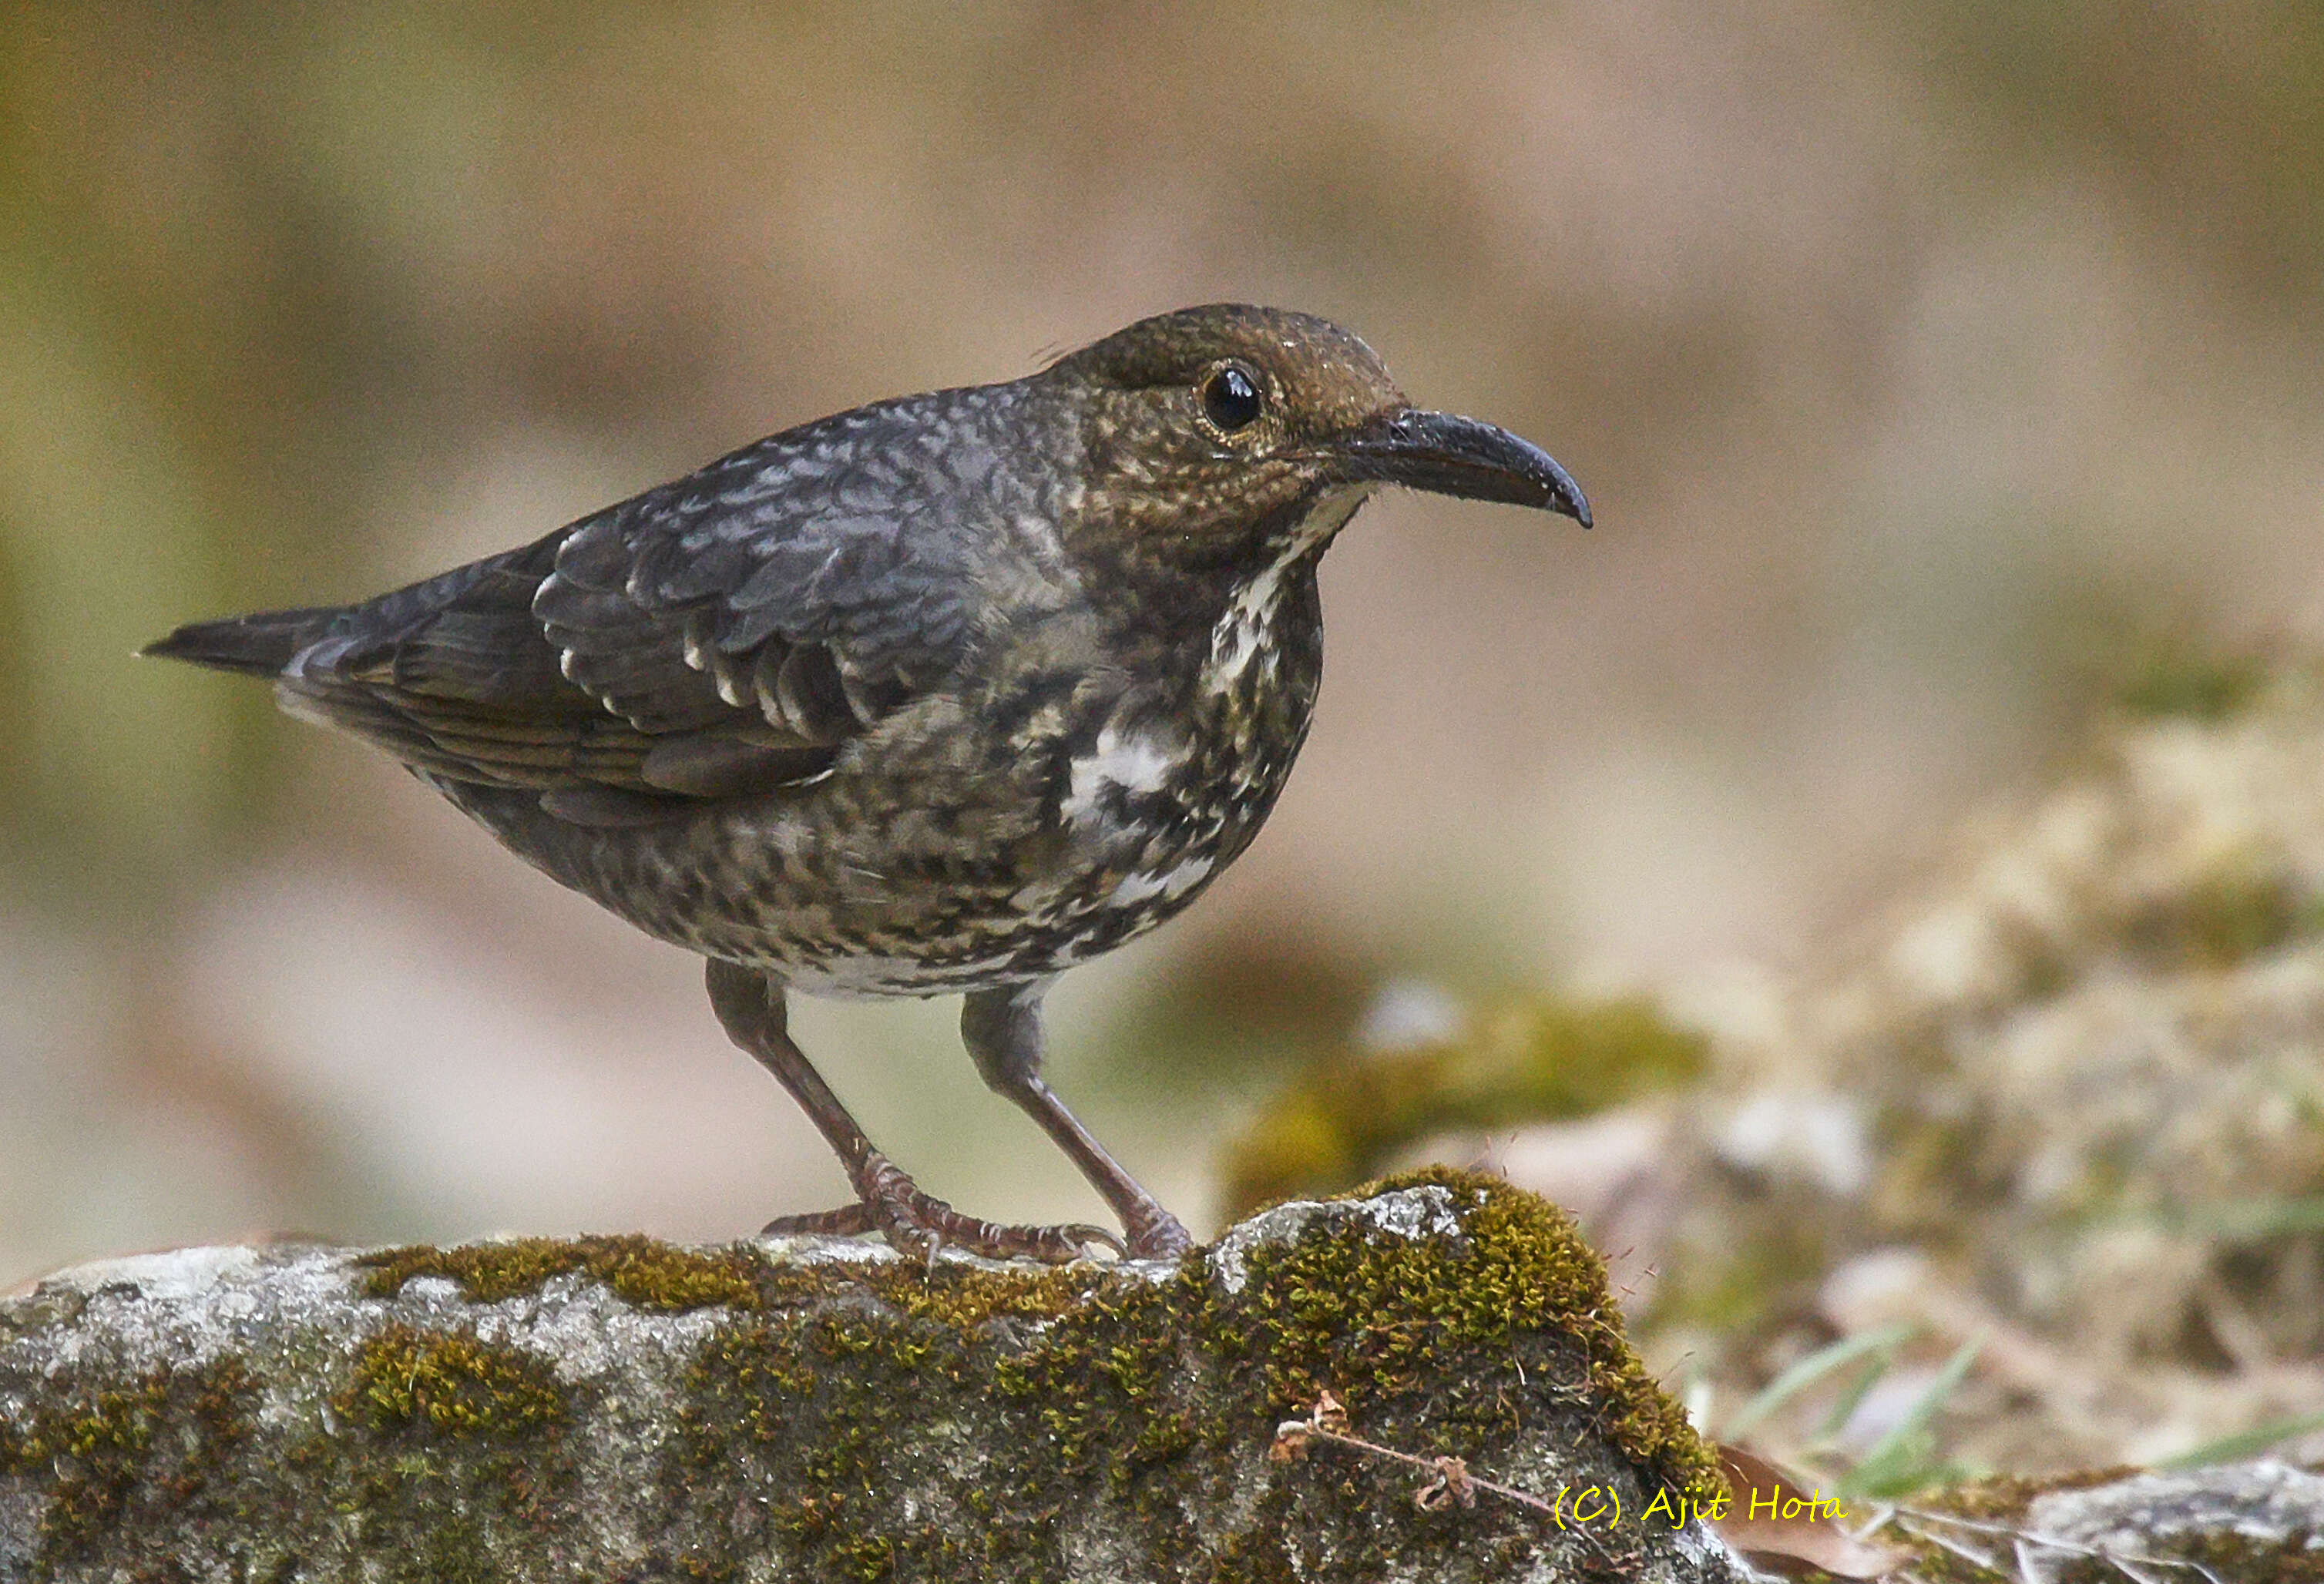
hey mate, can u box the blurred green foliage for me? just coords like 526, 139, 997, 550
1217, 992, 1708, 1220
2165, 854, 2318, 968
2115, 647, 2270, 723
1901, 2, 2324, 317
6, 0, 2322, 895
5, 0, 2324, 1281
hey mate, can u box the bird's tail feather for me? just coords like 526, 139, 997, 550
142, 606, 343, 677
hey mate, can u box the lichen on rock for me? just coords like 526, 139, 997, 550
0, 1173, 1732, 1582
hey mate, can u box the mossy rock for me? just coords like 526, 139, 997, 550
0, 1173, 1733, 1582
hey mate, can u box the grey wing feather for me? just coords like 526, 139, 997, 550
536, 395, 1006, 744
269, 388, 1023, 821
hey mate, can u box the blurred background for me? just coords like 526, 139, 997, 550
4, 0, 2322, 1378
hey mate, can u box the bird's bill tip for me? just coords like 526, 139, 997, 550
1332, 408, 1590, 526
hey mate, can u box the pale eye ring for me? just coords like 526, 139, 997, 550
1201, 362, 1264, 432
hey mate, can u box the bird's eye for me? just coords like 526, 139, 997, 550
1201, 364, 1264, 432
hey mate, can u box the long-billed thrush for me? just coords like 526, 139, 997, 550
146, 304, 1590, 1262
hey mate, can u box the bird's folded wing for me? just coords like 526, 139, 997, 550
277, 417, 982, 817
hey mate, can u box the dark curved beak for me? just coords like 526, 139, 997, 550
1331, 408, 1591, 527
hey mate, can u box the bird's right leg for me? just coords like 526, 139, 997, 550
703, 960, 1118, 1264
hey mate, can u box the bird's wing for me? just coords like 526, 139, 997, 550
280, 399, 1008, 821
537, 409, 992, 743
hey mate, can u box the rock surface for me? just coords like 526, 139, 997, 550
1893, 1459, 2324, 1584
0, 1173, 1731, 1582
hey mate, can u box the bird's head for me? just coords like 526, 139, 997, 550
1043, 304, 1590, 573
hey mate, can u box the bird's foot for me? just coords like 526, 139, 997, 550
1118, 1203, 1196, 1262
762, 1154, 1123, 1266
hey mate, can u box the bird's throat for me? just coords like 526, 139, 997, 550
1200, 483, 1372, 693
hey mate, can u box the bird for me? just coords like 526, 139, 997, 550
146, 304, 1590, 1264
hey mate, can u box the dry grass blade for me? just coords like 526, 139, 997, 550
1714, 1443, 1903, 1579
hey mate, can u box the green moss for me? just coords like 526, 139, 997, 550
849, 1259, 1106, 1332
274, 1324, 583, 1582
2108, 846, 2323, 971
338, 1324, 566, 1438
5, 1180, 1711, 1578
358, 1231, 764, 1311
2, 1375, 165, 1553
1288, 1166, 1717, 1492
0, 1354, 254, 1575
667, 1170, 1719, 1579
2143, 1522, 2324, 1584
1219, 992, 1710, 1220
2179, 857, 2312, 968
2117, 647, 2269, 723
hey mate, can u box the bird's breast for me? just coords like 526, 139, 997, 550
1008, 555, 1324, 965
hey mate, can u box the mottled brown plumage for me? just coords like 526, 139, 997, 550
147, 304, 1589, 1262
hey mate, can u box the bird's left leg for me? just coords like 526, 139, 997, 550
960, 983, 1196, 1260
704, 958, 1117, 1265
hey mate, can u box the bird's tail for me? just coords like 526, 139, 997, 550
142, 606, 343, 677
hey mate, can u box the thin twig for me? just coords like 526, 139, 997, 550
1270, 1390, 1615, 1551
1272, 1394, 1546, 1514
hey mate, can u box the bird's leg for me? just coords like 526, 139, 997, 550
704, 960, 1118, 1264
960, 984, 1195, 1260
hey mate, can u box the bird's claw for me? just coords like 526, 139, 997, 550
763, 1158, 1124, 1265
1119, 1208, 1196, 1262
761, 1202, 881, 1239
